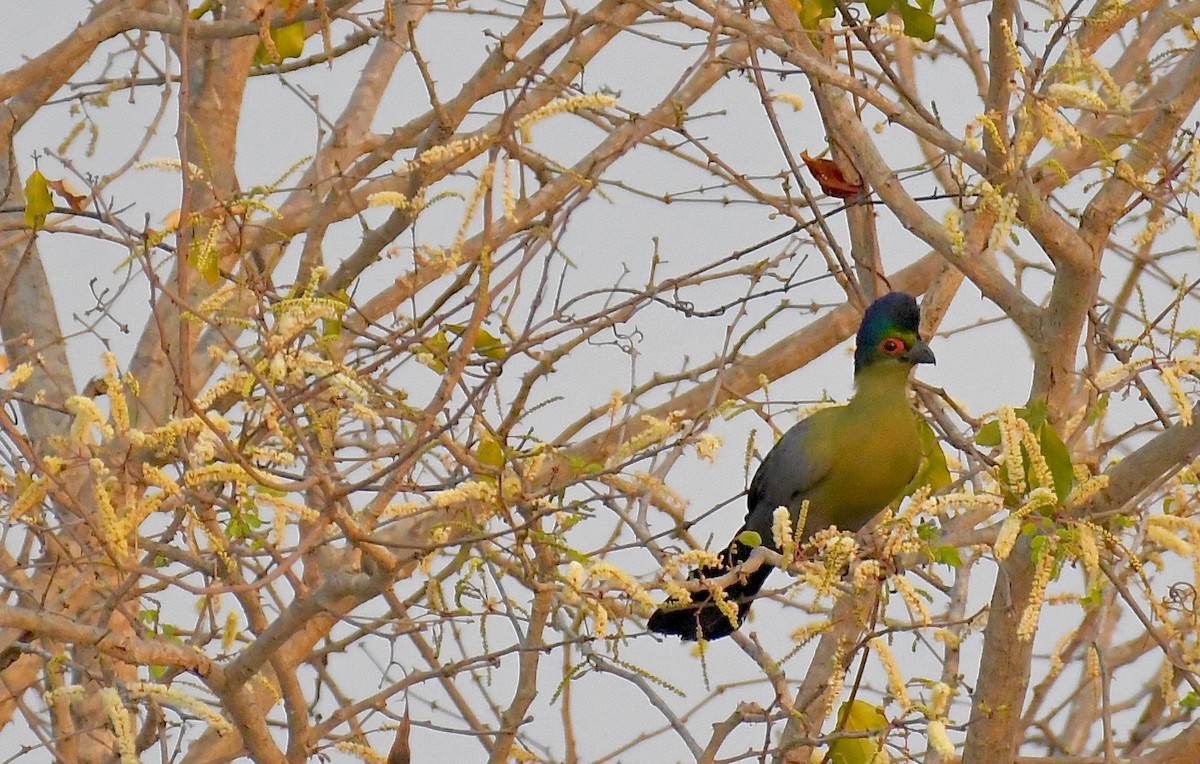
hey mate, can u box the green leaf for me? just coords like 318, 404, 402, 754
24, 170, 54, 231
1181, 691, 1200, 711
976, 420, 1001, 447
1020, 399, 1049, 429
528, 530, 591, 564
905, 419, 952, 495
738, 530, 763, 548
1037, 422, 1074, 503
932, 544, 962, 567
791, 0, 836, 29
899, 2, 937, 41
1030, 534, 1049, 557
864, 0, 891, 18
829, 699, 888, 764
1087, 392, 1110, 426
916, 521, 938, 542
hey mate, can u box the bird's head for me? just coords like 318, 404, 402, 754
853, 292, 936, 376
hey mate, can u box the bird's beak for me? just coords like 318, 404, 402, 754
904, 339, 936, 365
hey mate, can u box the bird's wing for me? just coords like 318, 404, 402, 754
745, 409, 839, 528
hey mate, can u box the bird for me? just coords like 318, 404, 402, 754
647, 292, 936, 641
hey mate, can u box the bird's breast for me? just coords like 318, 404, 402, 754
810, 404, 921, 532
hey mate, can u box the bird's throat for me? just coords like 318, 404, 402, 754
849, 361, 914, 409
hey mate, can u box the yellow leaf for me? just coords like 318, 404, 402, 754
189, 0, 215, 20
737, 530, 763, 548
24, 170, 54, 231
255, 20, 307, 65
416, 332, 450, 373
187, 239, 221, 285
828, 700, 888, 764
321, 289, 350, 339
476, 434, 505, 471
444, 323, 507, 361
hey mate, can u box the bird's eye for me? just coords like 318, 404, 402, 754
880, 338, 905, 355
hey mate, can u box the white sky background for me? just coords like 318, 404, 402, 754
3, 0, 1199, 761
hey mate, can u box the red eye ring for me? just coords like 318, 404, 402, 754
880, 338, 905, 355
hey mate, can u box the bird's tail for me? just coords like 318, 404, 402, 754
647, 534, 773, 641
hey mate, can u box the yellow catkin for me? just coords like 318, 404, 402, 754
590, 600, 609, 637
10, 475, 50, 521
852, 559, 883, 590
589, 561, 656, 609
1086, 644, 1101, 681
870, 637, 912, 709
891, 575, 932, 625
927, 719, 955, 757
1068, 473, 1109, 505
43, 684, 86, 706
5, 362, 34, 389
66, 395, 113, 445
998, 407, 1026, 495
1146, 525, 1194, 558
929, 682, 953, 717
516, 94, 617, 142
101, 352, 130, 434
186, 507, 233, 573
994, 516, 1023, 561
1076, 522, 1101, 576
1161, 366, 1194, 426
334, 743, 387, 764
669, 548, 722, 570
773, 506, 794, 567
695, 433, 723, 463
89, 461, 127, 560
101, 687, 138, 764
1018, 538, 1057, 640
126, 682, 234, 735
142, 464, 182, 495
707, 583, 739, 633
771, 91, 804, 111
790, 618, 830, 645
1018, 423, 1054, 493
1047, 83, 1106, 110
222, 611, 239, 652
1046, 627, 1077, 680
184, 462, 253, 487
820, 641, 850, 721
366, 191, 411, 209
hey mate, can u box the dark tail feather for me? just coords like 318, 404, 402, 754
647, 537, 774, 641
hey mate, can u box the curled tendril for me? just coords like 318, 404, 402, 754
1167, 582, 1198, 619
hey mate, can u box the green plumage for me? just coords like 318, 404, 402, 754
648, 292, 935, 641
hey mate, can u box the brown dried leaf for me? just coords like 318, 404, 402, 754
387, 706, 411, 764
46, 178, 88, 212
800, 150, 863, 199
